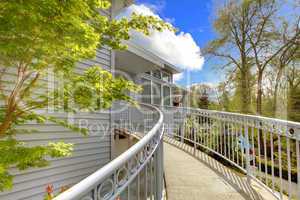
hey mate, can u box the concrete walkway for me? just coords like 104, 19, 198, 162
163, 137, 273, 200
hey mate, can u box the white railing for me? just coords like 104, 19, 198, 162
54, 103, 164, 200
161, 106, 300, 200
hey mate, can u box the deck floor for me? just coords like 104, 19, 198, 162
163, 137, 271, 200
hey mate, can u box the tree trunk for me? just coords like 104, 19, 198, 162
273, 82, 279, 115
256, 71, 264, 154
0, 112, 14, 137
240, 69, 251, 114
256, 71, 263, 115
273, 68, 283, 116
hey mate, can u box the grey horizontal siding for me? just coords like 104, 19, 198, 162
1, 168, 104, 200
99, 9, 111, 17
0, 8, 113, 199
0, 111, 112, 200
97, 47, 111, 56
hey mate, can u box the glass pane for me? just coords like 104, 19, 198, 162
162, 72, 171, 82
163, 86, 171, 106
141, 79, 151, 104
152, 70, 161, 79
152, 82, 161, 105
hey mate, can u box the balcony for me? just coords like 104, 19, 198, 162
54, 104, 300, 200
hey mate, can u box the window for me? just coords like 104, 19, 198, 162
152, 70, 161, 79
163, 85, 171, 106
162, 72, 171, 82
140, 79, 151, 104
152, 82, 161, 105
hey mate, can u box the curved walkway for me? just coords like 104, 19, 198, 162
163, 137, 273, 200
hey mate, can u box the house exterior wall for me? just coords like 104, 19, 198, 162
0, 10, 113, 200
0, 2, 183, 198
112, 0, 134, 17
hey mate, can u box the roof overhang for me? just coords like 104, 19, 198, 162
115, 48, 162, 74
123, 40, 182, 74
111, 0, 134, 17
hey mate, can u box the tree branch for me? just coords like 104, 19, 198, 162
209, 51, 241, 70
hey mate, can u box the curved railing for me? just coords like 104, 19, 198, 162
54, 103, 164, 200
161, 106, 300, 200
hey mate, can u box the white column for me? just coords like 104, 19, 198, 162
155, 140, 164, 200
150, 80, 153, 105
160, 84, 163, 106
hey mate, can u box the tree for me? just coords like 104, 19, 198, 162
189, 84, 212, 109
198, 92, 209, 109
271, 20, 300, 116
205, 0, 300, 116
216, 82, 231, 111
204, 0, 256, 114
287, 61, 300, 121
0, 0, 173, 191
246, 4, 300, 115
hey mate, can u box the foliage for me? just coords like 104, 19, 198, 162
0, 0, 173, 191
188, 84, 213, 109
204, 0, 260, 113
211, 82, 231, 111
0, 139, 73, 191
70, 66, 142, 110
287, 61, 300, 121
43, 184, 69, 200
204, 0, 300, 120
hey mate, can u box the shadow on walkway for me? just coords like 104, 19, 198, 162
164, 136, 265, 200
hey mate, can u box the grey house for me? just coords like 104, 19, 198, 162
1, 1, 299, 200
0, 1, 181, 199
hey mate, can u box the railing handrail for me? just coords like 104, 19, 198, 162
161, 105, 300, 129
162, 105, 300, 200
54, 103, 164, 200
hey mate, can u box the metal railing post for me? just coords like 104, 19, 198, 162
193, 127, 196, 156
180, 124, 185, 142
244, 122, 251, 184
296, 138, 300, 200
155, 140, 164, 200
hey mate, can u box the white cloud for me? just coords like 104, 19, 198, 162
173, 73, 183, 82
117, 4, 205, 71
188, 82, 218, 89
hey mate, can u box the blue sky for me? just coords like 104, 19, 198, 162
135, 0, 224, 87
